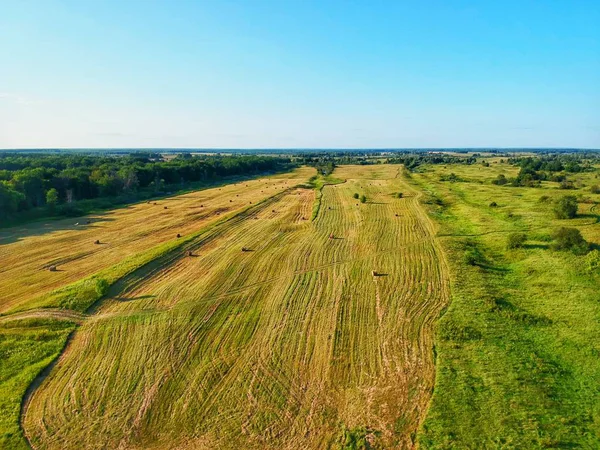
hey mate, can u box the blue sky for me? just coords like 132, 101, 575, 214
1, 0, 599, 149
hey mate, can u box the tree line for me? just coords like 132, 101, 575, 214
0, 153, 295, 221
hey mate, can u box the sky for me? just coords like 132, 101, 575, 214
1, 0, 599, 149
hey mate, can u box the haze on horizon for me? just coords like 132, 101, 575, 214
1, 0, 599, 150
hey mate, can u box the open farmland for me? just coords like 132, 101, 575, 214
21, 165, 449, 449
0, 167, 314, 314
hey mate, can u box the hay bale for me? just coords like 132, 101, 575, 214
94, 239, 100, 245
372, 270, 378, 277
164, 206, 168, 210
49, 265, 57, 272
177, 233, 181, 238
187, 250, 193, 257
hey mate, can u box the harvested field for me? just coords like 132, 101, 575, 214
23, 165, 449, 449
0, 168, 313, 314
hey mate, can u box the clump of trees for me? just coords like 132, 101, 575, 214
507, 233, 527, 249
553, 196, 578, 219
551, 227, 589, 255
439, 173, 463, 182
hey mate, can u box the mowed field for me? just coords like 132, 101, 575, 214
0, 168, 313, 314
22, 165, 449, 449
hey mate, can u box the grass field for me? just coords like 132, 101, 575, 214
20, 165, 449, 449
408, 161, 600, 448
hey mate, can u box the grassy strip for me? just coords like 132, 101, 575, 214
301, 174, 344, 221
410, 166, 600, 448
0, 319, 76, 450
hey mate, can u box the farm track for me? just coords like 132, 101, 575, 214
22, 165, 450, 449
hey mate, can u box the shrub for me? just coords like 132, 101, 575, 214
551, 227, 588, 255
590, 185, 600, 194
489, 201, 498, 207
553, 196, 578, 219
507, 233, 527, 249
585, 250, 600, 273
492, 174, 508, 185
95, 278, 110, 296
559, 180, 575, 190
360, 195, 366, 203
538, 195, 551, 203
353, 193, 359, 199
396, 192, 403, 198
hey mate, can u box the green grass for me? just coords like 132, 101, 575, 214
303, 173, 345, 220
0, 319, 76, 450
410, 162, 600, 448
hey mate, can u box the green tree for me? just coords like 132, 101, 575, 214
0, 181, 26, 216
46, 188, 59, 211
353, 193, 359, 199
360, 194, 366, 203
551, 227, 588, 254
553, 195, 578, 219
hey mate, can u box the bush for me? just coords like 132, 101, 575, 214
507, 233, 527, 249
360, 195, 366, 203
492, 174, 508, 185
353, 193, 359, 199
538, 195, 551, 203
591, 185, 600, 194
553, 195, 578, 219
489, 201, 498, 207
559, 180, 575, 190
95, 278, 110, 296
551, 227, 588, 254
585, 250, 600, 273
396, 192, 403, 198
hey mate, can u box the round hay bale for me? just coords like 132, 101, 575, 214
94, 239, 100, 245
49, 265, 57, 272
164, 206, 168, 209
177, 233, 181, 238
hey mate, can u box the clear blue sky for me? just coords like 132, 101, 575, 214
1, 0, 599, 149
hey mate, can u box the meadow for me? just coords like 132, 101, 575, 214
408, 161, 600, 448
17, 165, 449, 449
